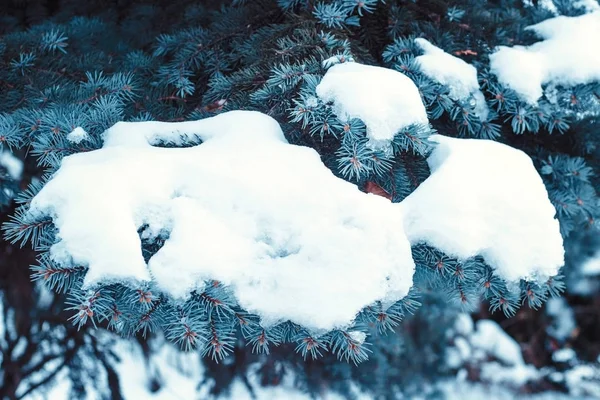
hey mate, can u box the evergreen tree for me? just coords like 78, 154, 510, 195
1, 0, 599, 398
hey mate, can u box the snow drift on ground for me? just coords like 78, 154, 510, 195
490, 11, 600, 104
315, 61, 429, 145
414, 38, 489, 120
27, 62, 563, 331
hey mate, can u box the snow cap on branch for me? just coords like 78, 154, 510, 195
490, 11, 600, 104
66, 127, 90, 144
316, 61, 429, 146
401, 135, 564, 282
29, 111, 416, 332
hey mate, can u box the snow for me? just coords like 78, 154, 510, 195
29, 110, 415, 332
470, 320, 524, 366
546, 297, 576, 342
574, 0, 600, 13
40, 335, 208, 400
453, 337, 471, 360
490, 11, 600, 104
539, 0, 559, 13
12, 336, 28, 359
400, 135, 564, 282
564, 363, 600, 399
347, 330, 367, 344
440, 381, 588, 400
225, 364, 370, 400
580, 251, 600, 276
29, 102, 565, 331
447, 318, 540, 388
522, 0, 598, 16
414, 38, 489, 120
479, 362, 540, 386
0, 295, 4, 350
564, 364, 600, 398
553, 348, 576, 363
453, 313, 474, 336
118, 336, 373, 400
0, 149, 23, 180
28, 319, 600, 400
447, 316, 599, 397
115, 339, 207, 399
522, 0, 559, 14
322, 54, 355, 69
66, 126, 89, 144
316, 61, 429, 146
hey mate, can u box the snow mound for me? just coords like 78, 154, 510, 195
490, 11, 600, 104
316, 62, 429, 145
400, 135, 564, 282
66, 126, 89, 144
29, 110, 415, 332
414, 38, 489, 120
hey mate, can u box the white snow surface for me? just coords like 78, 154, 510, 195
470, 320, 524, 366
522, 0, 559, 14
440, 381, 590, 400
448, 317, 540, 388
347, 330, 367, 344
29, 105, 564, 330
316, 62, 429, 145
490, 11, 600, 104
30, 110, 415, 332
574, 0, 600, 13
400, 135, 564, 282
553, 348, 576, 363
66, 126, 89, 144
581, 251, 600, 276
0, 150, 23, 180
42, 335, 372, 400
546, 297, 576, 342
414, 38, 489, 120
